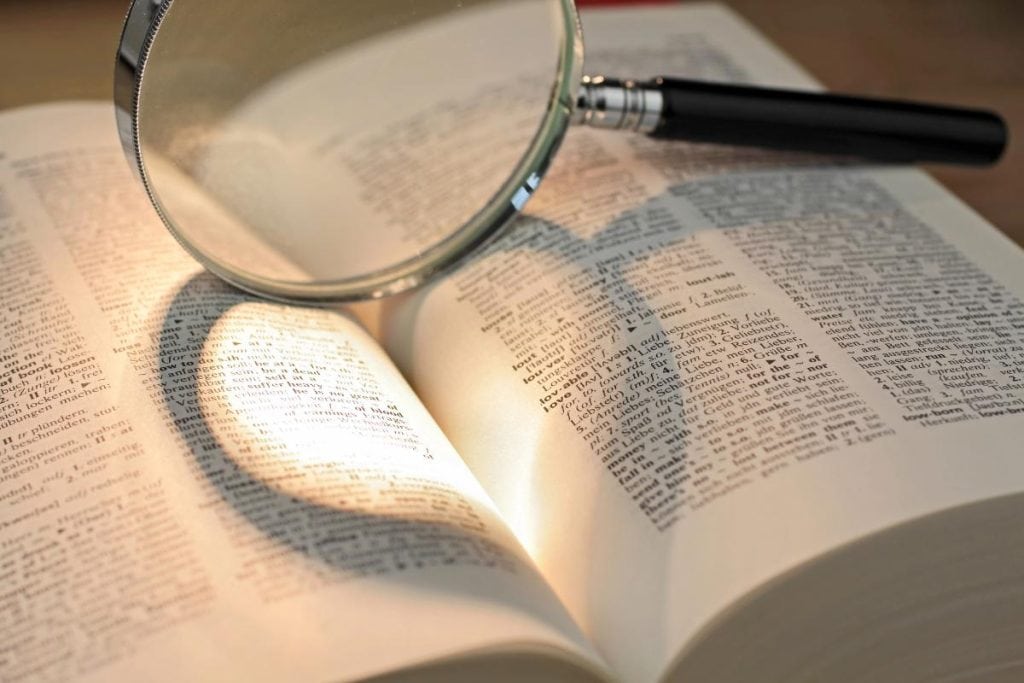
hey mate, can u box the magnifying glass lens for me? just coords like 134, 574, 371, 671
134, 0, 577, 301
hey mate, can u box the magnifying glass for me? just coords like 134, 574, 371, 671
115, 0, 1007, 303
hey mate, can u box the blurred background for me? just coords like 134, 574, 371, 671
1, 0, 1020, 244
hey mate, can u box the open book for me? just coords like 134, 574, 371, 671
3, 4, 1024, 681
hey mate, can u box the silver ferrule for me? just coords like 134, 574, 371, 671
571, 75, 664, 134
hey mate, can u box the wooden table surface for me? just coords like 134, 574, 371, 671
1, 0, 1020, 244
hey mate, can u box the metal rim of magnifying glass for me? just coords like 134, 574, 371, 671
114, 0, 584, 304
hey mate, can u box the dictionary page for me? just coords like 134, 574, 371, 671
0, 104, 606, 683
373, 5, 1024, 681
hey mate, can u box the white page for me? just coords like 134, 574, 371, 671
372, 5, 1024, 681
0, 103, 605, 682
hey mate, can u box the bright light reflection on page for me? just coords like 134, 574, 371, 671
198, 302, 499, 520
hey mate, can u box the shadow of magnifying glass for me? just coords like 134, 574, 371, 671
153, 273, 569, 615
379, 136, 865, 671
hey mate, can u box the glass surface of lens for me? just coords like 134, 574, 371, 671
127, 0, 581, 301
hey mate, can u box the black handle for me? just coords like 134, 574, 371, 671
647, 77, 1008, 166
